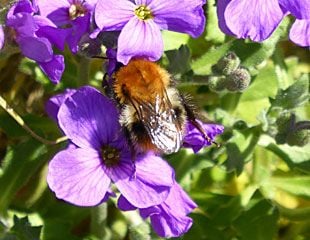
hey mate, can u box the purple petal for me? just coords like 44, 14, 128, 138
95, 0, 134, 31
45, 89, 77, 121
279, 0, 310, 19
0, 26, 4, 49
289, 19, 310, 47
113, 153, 174, 208
117, 195, 137, 211
34, 15, 70, 51
150, 212, 193, 238
117, 17, 163, 64
224, 0, 284, 41
47, 148, 111, 206
66, 14, 90, 53
217, 0, 235, 36
37, 0, 71, 26
140, 183, 196, 238
39, 55, 65, 84
164, 183, 197, 216
18, 36, 53, 62
7, 0, 35, 18
57, 86, 120, 149
6, 13, 38, 38
150, 0, 206, 37
183, 121, 224, 153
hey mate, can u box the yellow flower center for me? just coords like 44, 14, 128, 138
101, 145, 120, 167
134, 5, 153, 20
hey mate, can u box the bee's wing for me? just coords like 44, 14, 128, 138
133, 93, 183, 154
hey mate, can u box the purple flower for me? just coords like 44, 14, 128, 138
289, 19, 310, 47
45, 89, 76, 121
118, 182, 197, 238
95, 0, 206, 64
47, 86, 175, 207
6, 0, 67, 83
217, 0, 310, 46
37, 0, 97, 53
183, 120, 224, 153
0, 25, 4, 49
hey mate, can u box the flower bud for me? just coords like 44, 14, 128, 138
225, 67, 251, 92
213, 52, 241, 75
276, 112, 294, 133
208, 76, 226, 92
286, 128, 310, 147
275, 132, 287, 145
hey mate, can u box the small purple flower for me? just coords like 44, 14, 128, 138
6, 0, 67, 83
95, 0, 206, 64
217, 0, 310, 46
289, 19, 310, 47
118, 182, 197, 238
47, 86, 175, 207
183, 120, 224, 153
37, 0, 97, 53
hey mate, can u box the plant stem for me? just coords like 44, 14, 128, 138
0, 94, 67, 145
90, 203, 111, 240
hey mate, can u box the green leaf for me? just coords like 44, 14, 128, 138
162, 31, 190, 51
205, 0, 225, 43
233, 198, 279, 240
191, 40, 235, 75
271, 176, 310, 198
271, 74, 309, 109
165, 45, 191, 75
0, 140, 47, 213
234, 63, 278, 125
225, 129, 260, 174
259, 135, 310, 172
10, 216, 42, 240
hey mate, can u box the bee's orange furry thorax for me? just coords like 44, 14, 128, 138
114, 59, 170, 103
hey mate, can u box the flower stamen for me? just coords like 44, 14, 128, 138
101, 145, 120, 167
69, 3, 87, 20
134, 5, 153, 20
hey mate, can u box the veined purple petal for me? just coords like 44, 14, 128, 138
0, 26, 4, 49
18, 36, 53, 62
37, 0, 71, 26
47, 148, 111, 206
279, 0, 310, 19
140, 183, 196, 238
39, 55, 65, 84
289, 19, 310, 47
95, 0, 135, 31
117, 17, 163, 64
57, 86, 120, 149
149, 212, 193, 238
113, 153, 174, 208
217, 0, 235, 36
150, 0, 206, 37
45, 89, 76, 121
224, 0, 284, 42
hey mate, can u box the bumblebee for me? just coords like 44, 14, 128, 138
112, 59, 212, 154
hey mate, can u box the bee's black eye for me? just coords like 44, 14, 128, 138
132, 121, 147, 136
173, 106, 183, 118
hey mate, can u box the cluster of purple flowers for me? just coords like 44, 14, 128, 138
217, 0, 310, 47
1, 0, 308, 84
46, 86, 223, 237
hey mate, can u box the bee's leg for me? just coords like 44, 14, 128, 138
180, 94, 220, 147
